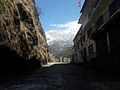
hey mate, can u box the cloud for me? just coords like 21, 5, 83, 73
50, 20, 81, 31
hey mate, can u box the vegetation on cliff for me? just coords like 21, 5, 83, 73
0, 0, 49, 71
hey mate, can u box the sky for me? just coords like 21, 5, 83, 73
35, 0, 85, 32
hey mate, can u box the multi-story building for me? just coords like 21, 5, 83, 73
73, 0, 120, 63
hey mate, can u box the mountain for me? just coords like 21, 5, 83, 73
56, 46, 74, 59
45, 29, 78, 56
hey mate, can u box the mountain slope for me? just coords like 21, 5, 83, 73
56, 46, 74, 59
45, 29, 78, 56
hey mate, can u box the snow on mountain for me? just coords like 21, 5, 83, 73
45, 20, 81, 55
45, 29, 78, 55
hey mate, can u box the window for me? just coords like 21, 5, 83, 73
84, 35, 85, 41
80, 48, 86, 57
88, 44, 94, 55
82, 35, 85, 42
80, 35, 85, 46
87, 27, 92, 38
96, 15, 103, 29
80, 48, 87, 61
83, 48, 87, 57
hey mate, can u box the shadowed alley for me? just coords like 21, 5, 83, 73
1, 63, 120, 90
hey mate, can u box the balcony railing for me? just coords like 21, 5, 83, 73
109, 0, 120, 16
90, 0, 120, 40
94, 0, 120, 30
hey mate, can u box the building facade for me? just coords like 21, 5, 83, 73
73, 0, 120, 63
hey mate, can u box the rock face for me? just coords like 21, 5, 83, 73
0, 0, 49, 70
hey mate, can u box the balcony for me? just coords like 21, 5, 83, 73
93, 0, 120, 30
90, 0, 120, 40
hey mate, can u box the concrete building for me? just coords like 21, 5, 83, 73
73, 0, 120, 63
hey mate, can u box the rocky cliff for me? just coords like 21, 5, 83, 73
0, 0, 49, 70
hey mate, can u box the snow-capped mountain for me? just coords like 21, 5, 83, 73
45, 29, 78, 55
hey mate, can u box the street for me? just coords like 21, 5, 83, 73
0, 63, 120, 90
